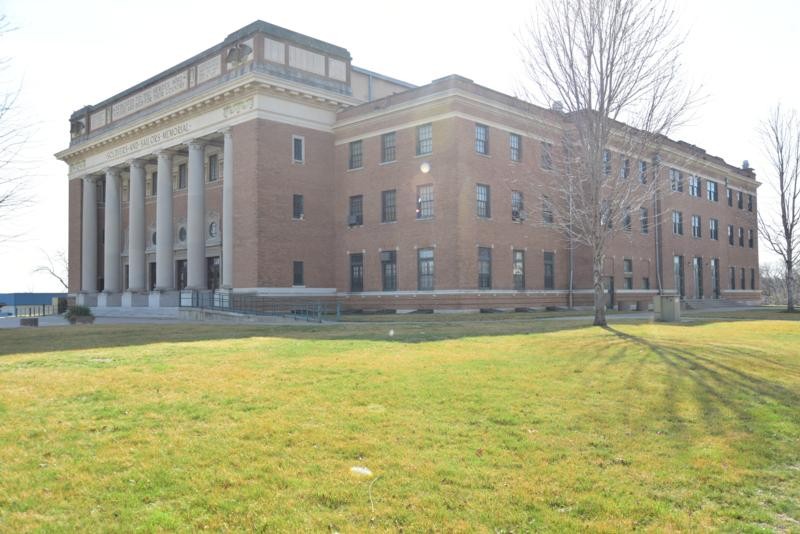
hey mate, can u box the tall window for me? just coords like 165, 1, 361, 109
639, 160, 648, 184
670, 168, 683, 192
748, 194, 753, 212
348, 140, 363, 170
150, 172, 158, 196
748, 229, 754, 248
540, 141, 553, 170
603, 150, 612, 176
542, 196, 554, 224
640, 207, 649, 234
672, 211, 683, 235
381, 189, 396, 223
417, 248, 434, 290
292, 194, 304, 219
709, 218, 719, 240
475, 124, 489, 155
727, 187, 733, 207
478, 247, 492, 289
513, 250, 525, 290
509, 133, 521, 162
178, 163, 188, 190
740, 267, 746, 290
750, 268, 756, 290
348, 195, 363, 226
476, 184, 491, 218
207, 154, 219, 182
691, 215, 702, 238
622, 208, 632, 232
738, 227, 744, 247
707, 181, 718, 202
674, 255, 685, 297
512, 191, 524, 221
416, 123, 432, 155
728, 224, 734, 245
293, 261, 304, 286
623, 258, 633, 290
730, 266, 736, 289
620, 157, 630, 179
689, 175, 701, 197
381, 251, 397, 291
543, 252, 555, 290
416, 184, 434, 219
381, 132, 396, 163
737, 191, 744, 209
293, 135, 305, 163
350, 253, 364, 292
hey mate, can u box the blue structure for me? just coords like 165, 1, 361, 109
0, 293, 67, 316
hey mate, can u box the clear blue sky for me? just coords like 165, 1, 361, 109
1, 0, 798, 291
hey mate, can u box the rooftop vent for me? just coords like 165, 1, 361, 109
742, 160, 750, 170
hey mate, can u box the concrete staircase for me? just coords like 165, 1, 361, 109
682, 298, 741, 310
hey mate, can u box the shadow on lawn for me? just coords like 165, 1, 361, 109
603, 326, 800, 435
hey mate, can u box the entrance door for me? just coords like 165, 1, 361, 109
148, 262, 156, 291
206, 256, 220, 290
176, 260, 188, 290
673, 255, 685, 297
710, 258, 720, 299
692, 257, 703, 299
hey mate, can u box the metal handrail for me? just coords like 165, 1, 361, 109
179, 290, 328, 323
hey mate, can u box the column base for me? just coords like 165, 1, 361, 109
122, 291, 149, 308
76, 292, 98, 307
149, 290, 179, 308
98, 292, 122, 307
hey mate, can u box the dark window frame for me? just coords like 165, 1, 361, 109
478, 247, 492, 289
381, 132, 396, 163
348, 140, 363, 170
476, 183, 491, 218
381, 189, 396, 223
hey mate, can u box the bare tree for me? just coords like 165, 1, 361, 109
33, 249, 69, 291
758, 106, 800, 312
0, 15, 29, 240
520, 0, 692, 325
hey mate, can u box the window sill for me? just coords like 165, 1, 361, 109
475, 152, 491, 158
380, 220, 397, 225
416, 217, 434, 221
346, 167, 363, 173
414, 153, 432, 159
379, 160, 396, 166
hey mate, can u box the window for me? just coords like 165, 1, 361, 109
642, 277, 650, 290
750, 268, 756, 290
416, 123, 432, 155
729, 266, 736, 289
727, 187, 733, 207
540, 141, 553, 170
691, 215, 702, 238
728, 224, 734, 245
350, 253, 364, 292
672, 211, 683, 235
670, 168, 683, 192
381, 189, 396, 223
293, 261, 304, 286
478, 247, 492, 289
601, 200, 612, 229
417, 248, 434, 290
623, 259, 633, 290
348, 140, 363, 170
737, 191, 743, 209
150, 172, 158, 196
542, 196, 554, 224
476, 184, 491, 218
709, 218, 719, 240
622, 208, 632, 232
674, 255, 685, 297
509, 133, 521, 162
707, 181, 718, 202
512, 191, 524, 221
475, 124, 489, 155
748, 229, 754, 248
640, 207, 649, 234
381, 132, 396, 163
639, 160, 648, 184
292, 194, 304, 219
620, 157, 630, 179
208, 154, 219, 182
206, 256, 220, 291
513, 250, 525, 290
689, 175, 701, 197
293, 136, 305, 163
348, 195, 363, 226
381, 251, 397, 291
738, 227, 744, 247
178, 163, 187, 190
748, 194, 753, 212
603, 150, 612, 176
416, 184, 434, 219
740, 267, 746, 290
544, 252, 555, 290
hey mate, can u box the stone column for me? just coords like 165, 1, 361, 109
222, 129, 234, 289
187, 140, 206, 290
155, 150, 174, 290
80, 176, 98, 293
127, 159, 146, 292
103, 168, 121, 293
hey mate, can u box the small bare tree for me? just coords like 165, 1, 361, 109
520, 0, 692, 325
758, 105, 800, 312
34, 249, 69, 291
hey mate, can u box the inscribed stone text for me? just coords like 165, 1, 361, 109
104, 123, 190, 161
197, 55, 221, 84
112, 72, 189, 120
223, 98, 254, 118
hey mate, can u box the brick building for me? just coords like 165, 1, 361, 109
56, 20, 760, 311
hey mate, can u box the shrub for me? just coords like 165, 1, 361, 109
64, 305, 93, 321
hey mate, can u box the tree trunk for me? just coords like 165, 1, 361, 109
593, 257, 607, 326
787, 259, 795, 312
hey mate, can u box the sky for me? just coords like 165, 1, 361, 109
0, 0, 798, 292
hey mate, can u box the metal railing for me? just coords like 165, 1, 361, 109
179, 290, 329, 323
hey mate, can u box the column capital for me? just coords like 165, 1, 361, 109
221, 127, 233, 137
127, 158, 146, 170
103, 167, 121, 178
155, 148, 175, 158
82, 175, 99, 183
187, 139, 206, 151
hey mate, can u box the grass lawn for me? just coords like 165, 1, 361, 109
0, 317, 799, 532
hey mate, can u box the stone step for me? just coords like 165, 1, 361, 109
90, 306, 179, 318
682, 298, 740, 310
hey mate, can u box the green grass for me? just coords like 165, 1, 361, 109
0, 317, 799, 532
